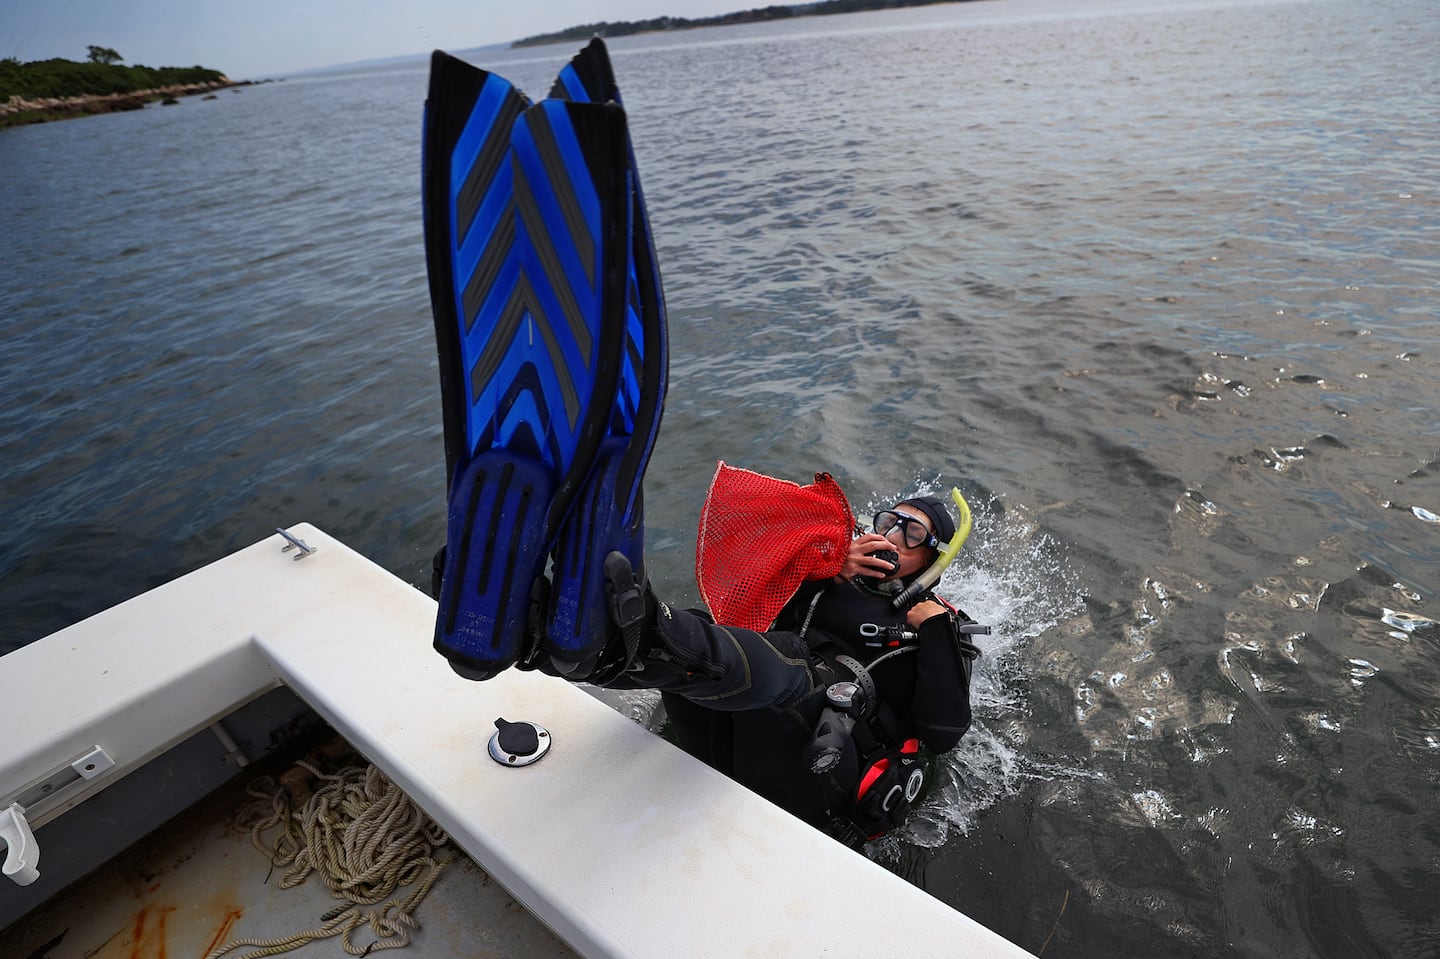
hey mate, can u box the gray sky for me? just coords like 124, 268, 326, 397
1, 0, 745, 79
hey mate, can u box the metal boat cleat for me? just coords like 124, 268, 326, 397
275, 527, 317, 560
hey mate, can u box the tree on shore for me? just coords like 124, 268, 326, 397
86, 45, 122, 65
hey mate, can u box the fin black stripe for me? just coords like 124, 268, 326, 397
492, 362, 564, 475
524, 105, 597, 291
526, 280, 581, 431
468, 272, 581, 431
445, 463, 487, 634
496, 479, 534, 649
480, 461, 516, 648
513, 148, 593, 371
490, 362, 563, 470
455, 86, 525, 248
461, 197, 515, 334
623, 331, 643, 410
515, 106, 593, 367
466, 270, 528, 409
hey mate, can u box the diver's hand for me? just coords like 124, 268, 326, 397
906, 599, 948, 629
841, 533, 899, 579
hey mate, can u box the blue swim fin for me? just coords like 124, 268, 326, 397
423, 50, 636, 679
542, 39, 669, 680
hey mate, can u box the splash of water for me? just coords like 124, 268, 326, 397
877, 494, 1089, 852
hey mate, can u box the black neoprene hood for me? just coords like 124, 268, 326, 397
898, 495, 956, 544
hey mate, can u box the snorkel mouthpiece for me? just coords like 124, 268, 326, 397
891, 487, 972, 610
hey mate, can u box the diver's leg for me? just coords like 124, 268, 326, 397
599, 552, 814, 710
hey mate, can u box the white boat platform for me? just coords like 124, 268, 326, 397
8, 750, 579, 958
1, 525, 1035, 958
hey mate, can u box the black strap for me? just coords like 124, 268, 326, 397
834, 654, 878, 720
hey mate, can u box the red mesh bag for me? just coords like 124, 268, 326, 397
696, 461, 855, 630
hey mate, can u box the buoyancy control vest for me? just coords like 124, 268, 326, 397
778, 580, 985, 842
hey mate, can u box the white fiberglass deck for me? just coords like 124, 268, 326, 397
0, 525, 1035, 958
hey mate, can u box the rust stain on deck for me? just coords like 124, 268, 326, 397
200, 908, 246, 958
90, 897, 240, 959
124, 903, 176, 959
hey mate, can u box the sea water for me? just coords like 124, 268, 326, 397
2, 0, 1437, 954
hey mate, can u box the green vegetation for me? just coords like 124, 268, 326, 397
514, 0, 963, 47
0, 55, 226, 105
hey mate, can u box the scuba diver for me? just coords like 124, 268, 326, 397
597, 488, 985, 843
422, 41, 982, 842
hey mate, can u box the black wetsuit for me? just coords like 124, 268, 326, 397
653, 577, 978, 832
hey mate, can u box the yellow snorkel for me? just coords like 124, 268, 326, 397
891, 487, 972, 610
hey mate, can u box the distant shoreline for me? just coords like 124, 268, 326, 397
0, 79, 258, 129
513, 0, 965, 48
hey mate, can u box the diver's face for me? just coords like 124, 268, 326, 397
881, 506, 936, 579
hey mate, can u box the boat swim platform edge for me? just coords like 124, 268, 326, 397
0, 524, 1036, 959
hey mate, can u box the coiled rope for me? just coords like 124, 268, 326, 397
207, 759, 454, 959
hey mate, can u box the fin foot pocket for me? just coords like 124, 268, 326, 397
433, 451, 552, 678
545, 441, 644, 677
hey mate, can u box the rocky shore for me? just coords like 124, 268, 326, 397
0, 78, 247, 128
